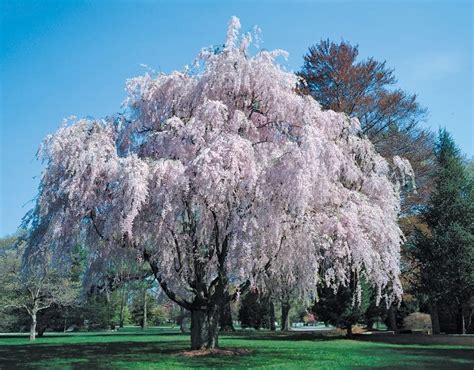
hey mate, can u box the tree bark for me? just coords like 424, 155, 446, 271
387, 305, 399, 334
346, 324, 353, 338
457, 306, 466, 335
37, 325, 47, 338
63, 308, 68, 333
190, 308, 220, 350
281, 302, 291, 331
219, 299, 235, 332
29, 311, 37, 341
429, 302, 440, 335
178, 306, 188, 333
207, 305, 219, 349
142, 288, 147, 330
119, 287, 127, 328
269, 300, 276, 331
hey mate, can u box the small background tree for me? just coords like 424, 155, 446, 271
0, 242, 79, 340
313, 276, 371, 337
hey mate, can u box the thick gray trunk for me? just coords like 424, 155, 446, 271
281, 302, 290, 331
29, 312, 37, 341
190, 308, 219, 350
207, 306, 219, 349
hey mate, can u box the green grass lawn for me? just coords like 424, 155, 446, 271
0, 328, 473, 369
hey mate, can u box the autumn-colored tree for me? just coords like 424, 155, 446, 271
298, 40, 434, 211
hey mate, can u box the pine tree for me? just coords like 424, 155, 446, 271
238, 290, 271, 330
409, 129, 474, 334
313, 277, 371, 337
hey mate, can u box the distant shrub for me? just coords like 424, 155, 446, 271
403, 312, 432, 331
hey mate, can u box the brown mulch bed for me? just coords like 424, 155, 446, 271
180, 348, 253, 357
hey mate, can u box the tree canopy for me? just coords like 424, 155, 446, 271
23, 17, 413, 349
408, 129, 474, 334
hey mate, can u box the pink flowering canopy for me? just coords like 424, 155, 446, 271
27, 17, 413, 306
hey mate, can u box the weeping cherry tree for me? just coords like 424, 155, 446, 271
23, 17, 413, 349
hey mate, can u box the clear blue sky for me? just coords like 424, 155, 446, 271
1, 0, 472, 237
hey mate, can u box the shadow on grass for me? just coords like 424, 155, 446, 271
360, 346, 474, 370
0, 330, 182, 340
0, 340, 308, 369
353, 333, 474, 346
1, 333, 473, 369
222, 330, 346, 341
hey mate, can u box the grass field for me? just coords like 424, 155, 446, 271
0, 328, 473, 369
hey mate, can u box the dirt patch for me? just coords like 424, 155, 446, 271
180, 348, 253, 357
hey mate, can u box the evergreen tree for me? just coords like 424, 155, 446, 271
408, 129, 474, 334
313, 277, 371, 337
238, 290, 272, 330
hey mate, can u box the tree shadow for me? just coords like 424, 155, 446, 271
359, 346, 474, 369
0, 340, 308, 369
222, 330, 345, 342
353, 333, 474, 346
1, 333, 473, 369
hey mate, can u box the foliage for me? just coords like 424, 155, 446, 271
23, 17, 412, 348
313, 277, 371, 336
82, 292, 116, 330
407, 129, 474, 333
403, 312, 432, 332
238, 290, 271, 330
297, 39, 433, 212
0, 240, 79, 339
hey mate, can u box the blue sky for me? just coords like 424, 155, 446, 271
1, 0, 472, 237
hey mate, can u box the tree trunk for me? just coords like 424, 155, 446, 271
29, 311, 37, 341
346, 324, 353, 338
219, 299, 235, 332
142, 288, 147, 330
466, 308, 473, 333
457, 306, 466, 335
269, 300, 276, 331
429, 302, 440, 335
63, 308, 68, 333
190, 308, 220, 350
119, 287, 127, 328
281, 302, 290, 331
207, 305, 219, 349
178, 307, 188, 333
37, 325, 47, 337
387, 305, 399, 334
